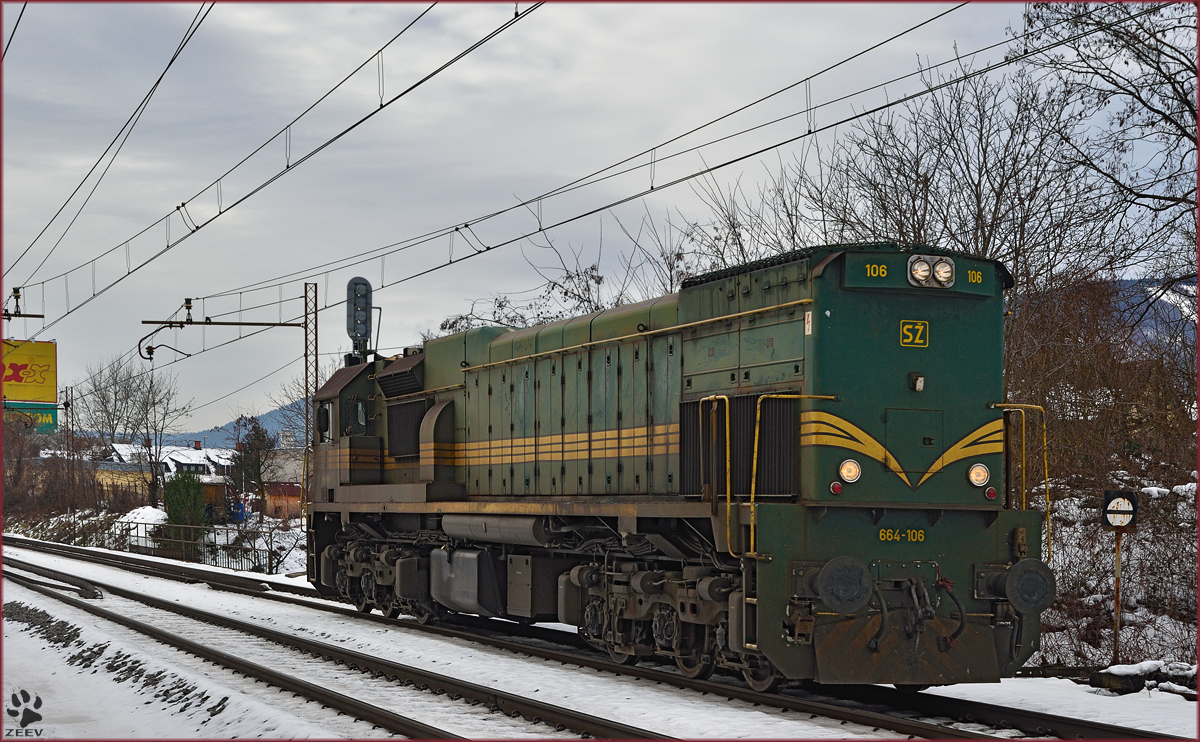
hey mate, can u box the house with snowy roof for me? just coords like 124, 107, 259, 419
108, 441, 302, 520
109, 442, 238, 513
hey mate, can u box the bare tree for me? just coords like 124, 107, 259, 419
800, 68, 1132, 290
432, 221, 649, 336
265, 355, 340, 448
136, 367, 193, 507
78, 354, 142, 449
1020, 2, 1197, 286
2, 411, 46, 514
613, 205, 701, 298
226, 414, 281, 506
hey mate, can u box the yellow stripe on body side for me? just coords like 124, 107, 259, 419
449, 424, 679, 467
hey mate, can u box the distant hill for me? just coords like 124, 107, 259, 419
166, 400, 303, 449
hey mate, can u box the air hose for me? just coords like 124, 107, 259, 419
867, 584, 889, 652
936, 576, 966, 651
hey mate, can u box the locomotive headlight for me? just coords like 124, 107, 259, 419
933, 260, 954, 284
968, 463, 990, 487
839, 459, 861, 483
910, 259, 932, 282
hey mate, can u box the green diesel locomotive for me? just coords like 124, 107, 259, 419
307, 241, 1055, 690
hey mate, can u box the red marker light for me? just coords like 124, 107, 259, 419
985, 487, 997, 500
830, 481, 843, 495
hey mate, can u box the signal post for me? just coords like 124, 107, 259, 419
1100, 490, 1138, 666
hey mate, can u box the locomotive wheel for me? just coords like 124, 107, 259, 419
384, 602, 402, 619
606, 646, 640, 666
354, 594, 373, 613
742, 663, 783, 693
674, 653, 715, 680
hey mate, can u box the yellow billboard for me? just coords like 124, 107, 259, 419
2, 340, 57, 404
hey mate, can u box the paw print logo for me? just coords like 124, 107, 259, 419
6, 689, 43, 728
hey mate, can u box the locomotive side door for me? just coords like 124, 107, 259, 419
619, 341, 648, 494
535, 355, 561, 495
491, 366, 510, 494
515, 361, 534, 494
649, 333, 681, 494
562, 351, 589, 495
591, 346, 616, 493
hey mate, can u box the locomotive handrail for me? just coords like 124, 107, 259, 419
380, 383, 465, 402
458, 299, 815, 372
1003, 407, 1028, 509
748, 393, 838, 559
698, 395, 735, 557
990, 403, 1051, 560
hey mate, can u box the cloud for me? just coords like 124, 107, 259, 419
3, 2, 1024, 428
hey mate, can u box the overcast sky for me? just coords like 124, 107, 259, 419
3, 2, 1026, 430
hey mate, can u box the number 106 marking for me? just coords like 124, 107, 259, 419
879, 528, 925, 542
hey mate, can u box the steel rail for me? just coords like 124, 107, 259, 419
7, 536, 1187, 740
1, 558, 102, 598
806, 683, 1188, 740
3, 557, 669, 740
2, 570, 460, 740
2, 548, 986, 740
1, 534, 587, 646
3, 534, 317, 593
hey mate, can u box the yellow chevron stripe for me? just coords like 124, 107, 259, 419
916, 419, 1004, 487
800, 411, 911, 487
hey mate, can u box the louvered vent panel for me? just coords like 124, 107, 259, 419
377, 355, 424, 398
680, 394, 797, 497
387, 400, 428, 458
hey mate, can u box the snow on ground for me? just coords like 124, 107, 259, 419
927, 676, 1196, 738
2, 581, 382, 738
3, 580, 579, 739
2, 532, 313, 591
3, 545, 896, 739
117, 506, 169, 525
5, 540, 1196, 739
201, 519, 308, 575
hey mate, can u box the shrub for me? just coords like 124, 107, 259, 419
164, 472, 206, 526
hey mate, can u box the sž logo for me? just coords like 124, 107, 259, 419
5, 690, 43, 736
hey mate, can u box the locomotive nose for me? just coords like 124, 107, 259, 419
816, 556, 873, 614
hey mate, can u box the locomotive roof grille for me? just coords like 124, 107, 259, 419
680, 241, 965, 289
376, 353, 424, 398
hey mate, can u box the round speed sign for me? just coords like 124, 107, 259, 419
1105, 497, 1135, 527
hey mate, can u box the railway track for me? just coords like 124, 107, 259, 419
3, 568, 461, 739
4, 535, 1187, 740
3, 558, 665, 740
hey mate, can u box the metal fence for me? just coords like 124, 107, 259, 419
80, 520, 296, 574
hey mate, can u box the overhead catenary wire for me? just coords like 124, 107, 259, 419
198, 2, 1156, 308
8, 2, 433, 291
13, 0, 1050, 344
208, 3, 980, 300
63, 4, 1146, 407
10, 0, 943, 313
12, 3, 536, 334
191, 354, 303, 413
3, 1, 28, 60
61, 5, 1148, 413
82, 3, 1161, 407
5, 2, 214, 283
